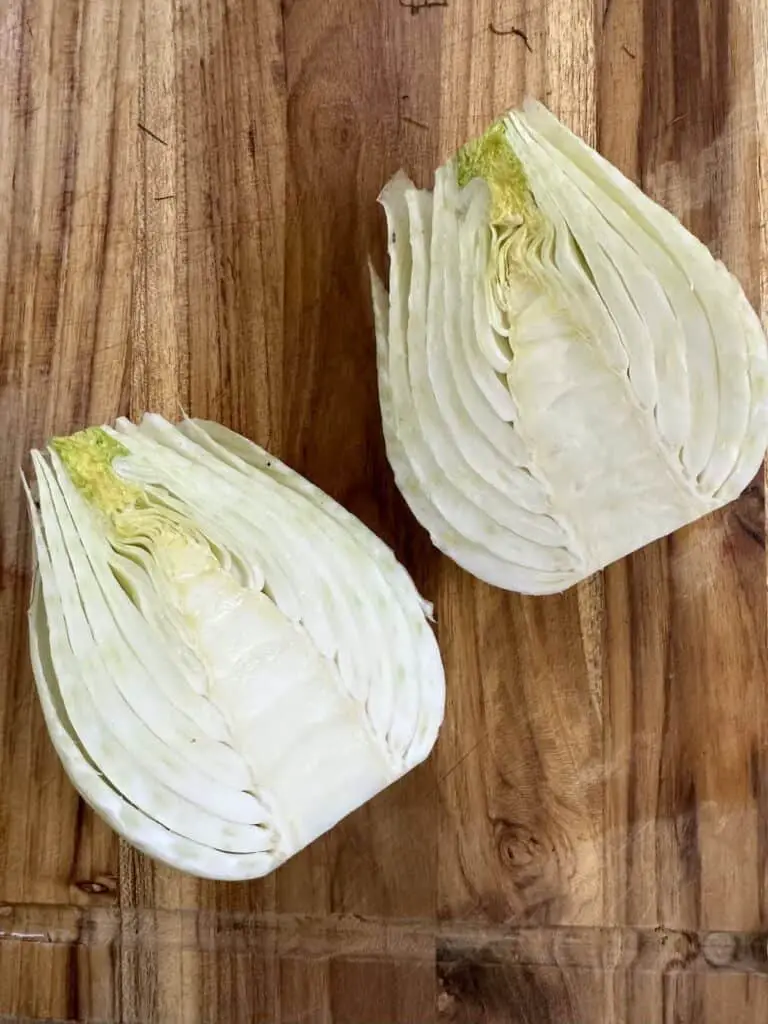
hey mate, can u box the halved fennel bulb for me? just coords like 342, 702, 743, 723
25, 415, 444, 879
371, 100, 768, 594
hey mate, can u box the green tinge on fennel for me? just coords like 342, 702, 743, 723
52, 427, 214, 577
457, 118, 534, 224
51, 427, 142, 518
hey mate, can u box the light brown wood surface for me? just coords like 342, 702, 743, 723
1, 0, 768, 1020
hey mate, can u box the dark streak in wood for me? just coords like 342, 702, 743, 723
401, 113, 429, 130
66, 941, 80, 1020
137, 122, 168, 146
398, 0, 448, 14
488, 22, 533, 52
437, 945, 578, 1022
437, 736, 485, 786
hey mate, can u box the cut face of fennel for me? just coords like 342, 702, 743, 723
25, 415, 445, 880
371, 100, 768, 595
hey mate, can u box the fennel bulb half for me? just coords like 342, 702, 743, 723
25, 414, 445, 879
371, 100, 768, 594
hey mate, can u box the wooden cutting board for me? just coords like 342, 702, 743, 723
1, 0, 767, 1020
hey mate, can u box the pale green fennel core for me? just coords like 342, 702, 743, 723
51, 427, 218, 583
456, 118, 534, 223
51, 427, 143, 519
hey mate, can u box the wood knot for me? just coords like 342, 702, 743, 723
731, 479, 765, 547
310, 100, 359, 154
75, 875, 116, 895
77, 881, 108, 894
495, 821, 546, 880
492, 817, 571, 912
436, 988, 457, 1019
701, 931, 736, 967
437, 945, 488, 1008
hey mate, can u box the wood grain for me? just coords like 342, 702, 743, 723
1, 0, 768, 1020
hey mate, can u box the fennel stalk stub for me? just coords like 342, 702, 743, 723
25, 414, 445, 879
372, 100, 768, 594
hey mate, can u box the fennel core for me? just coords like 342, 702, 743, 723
457, 118, 534, 223
51, 427, 142, 519
51, 426, 222, 585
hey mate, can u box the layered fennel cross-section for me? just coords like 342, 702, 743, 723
371, 100, 768, 594
25, 415, 445, 879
